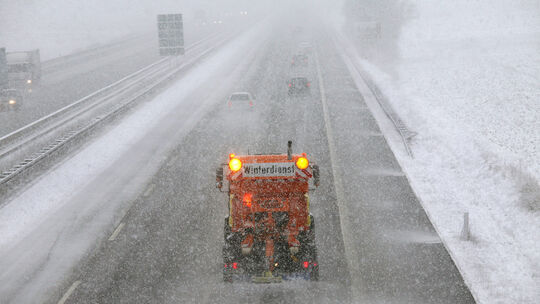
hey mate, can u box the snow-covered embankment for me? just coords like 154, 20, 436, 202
339, 1, 540, 303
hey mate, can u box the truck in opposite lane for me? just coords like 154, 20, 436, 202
6, 49, 41, 92
0, 48, 23, 111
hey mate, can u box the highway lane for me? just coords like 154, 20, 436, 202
59, 27, 351, 304
52, 23, 475, 304
0, 25, 223, 138
315, 33, 475, 303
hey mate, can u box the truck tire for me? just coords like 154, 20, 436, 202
224, 217, 232, 240
222, 245, 233, 283
302, 215, 319, 281
223, 217, 238, 259
302, 215, 316, 253
311, 265, 319, 281
223, 217, 235, 283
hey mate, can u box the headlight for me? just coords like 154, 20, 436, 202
8, 99, 16, 105
27, 79, 32, 84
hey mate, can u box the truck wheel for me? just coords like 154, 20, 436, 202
304, 215, 316, 248
302, 215, 318, 280
224, 217, 232, 240
222, 243, 235, 283
223, 217, 237, 260
223, 272, 233, 283
305, 216, 319, 281
308, 215, 315, 236
311, 265, 319, 281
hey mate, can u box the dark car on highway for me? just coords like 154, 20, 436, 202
291, 54, 308, 67
287, 77, 311, 96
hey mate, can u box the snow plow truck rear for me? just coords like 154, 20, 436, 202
216, 141, 320, 283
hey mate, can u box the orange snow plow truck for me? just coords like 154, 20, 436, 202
216, 141, 320, 283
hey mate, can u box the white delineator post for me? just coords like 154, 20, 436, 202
461, 212, 470, 241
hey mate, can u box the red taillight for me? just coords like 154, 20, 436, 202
224, 264, 228, 268
313, 263, 318, 267
303, 261, 309, 268
232, 262, 238, 270
288, 83, 292, 87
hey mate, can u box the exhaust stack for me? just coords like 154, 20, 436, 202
287, 141, 292, 160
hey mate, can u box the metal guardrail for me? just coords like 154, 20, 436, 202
0, 32, 221, 160
0, 32, 234, 187
331, 33, 417, 158
355, 68, 417, 157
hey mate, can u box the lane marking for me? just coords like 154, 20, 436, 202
315, 48, 364, 301
108, 222, 125, 241
57, 280, 81, 304
143, 183, 155, 197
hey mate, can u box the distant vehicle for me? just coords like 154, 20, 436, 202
298, 42, 313, 54
6, 49, 41, 92
355, 21, 381, 40
1, 47, 22, 111
217, 141, 320, 283
0, 48, 8, 91
0, 89, 23, 111
287, 77, 311, 96
227, 92, 255, 109
291, 54, 308, 67
194, 9, 208, 26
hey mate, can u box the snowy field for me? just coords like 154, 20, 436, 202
340, 1, 540, 303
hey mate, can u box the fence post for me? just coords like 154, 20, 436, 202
461, 212, 470, 241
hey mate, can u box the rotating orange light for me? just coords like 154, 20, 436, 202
229, 158, 242, 172
296, 157, 309, 170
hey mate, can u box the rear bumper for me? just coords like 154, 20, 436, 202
225, 271, 313, 283
224, 264, 318, 283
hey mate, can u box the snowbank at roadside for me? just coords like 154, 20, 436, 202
337, 0, 540, 303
